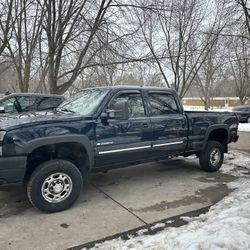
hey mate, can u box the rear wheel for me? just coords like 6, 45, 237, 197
27, 159, 83, 212
199, 141, 224, 172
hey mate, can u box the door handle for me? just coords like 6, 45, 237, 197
176, 121, 186, 128
142, 123, 149, 128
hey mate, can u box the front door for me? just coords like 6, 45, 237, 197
95, 90, 152, 167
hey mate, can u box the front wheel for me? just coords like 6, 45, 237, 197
199, 141, 224, 172
27, 159, 83, 212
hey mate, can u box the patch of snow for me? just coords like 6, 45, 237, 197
136, 229, 148, 236
150, 223, 165, 230
206, 177, 215, 181
180, 216, 193, 222
86, 151, 250, 250
207, 108, 232, 112
224, 151, 250, 170
184, 106, 232, 112
238, 123, 250, 132
165, 220, 174, 224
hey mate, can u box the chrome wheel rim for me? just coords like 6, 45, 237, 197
41, 172, 72, 203
210, 148, 221, 167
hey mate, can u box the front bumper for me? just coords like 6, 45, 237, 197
0, 156, 27, 191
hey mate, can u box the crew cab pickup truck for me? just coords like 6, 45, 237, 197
0, 86, 239, 212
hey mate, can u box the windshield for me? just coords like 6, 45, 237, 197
57, 88, 109, 116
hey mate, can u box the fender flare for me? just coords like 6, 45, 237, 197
22, 135, 94, 168
202, 124, 229, 150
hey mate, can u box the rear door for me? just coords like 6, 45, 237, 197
95, 90, 152, 167
146, 91, 188, 157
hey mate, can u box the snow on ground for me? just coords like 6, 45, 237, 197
238, 123, 250, 132
184, 106, 232, 112
85, 151, 250, 250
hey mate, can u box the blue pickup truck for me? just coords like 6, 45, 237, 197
0, 86, 239, 212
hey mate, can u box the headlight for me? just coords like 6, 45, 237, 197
0, 130, 6, 156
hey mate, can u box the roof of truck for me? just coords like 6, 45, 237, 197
0, 93, 65, 100
79, 85, 176, 93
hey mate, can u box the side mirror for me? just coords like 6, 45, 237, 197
114, 101, 129, 120
0, 106, 5, 114
104, 101, 129, 120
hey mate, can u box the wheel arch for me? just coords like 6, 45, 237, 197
203, 125, 229, 153
23, 135, 94, 179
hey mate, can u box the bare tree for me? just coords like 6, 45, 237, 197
235, 0, 250, 36
227, 36, 250, 104
0, 0, 14, 56
37, 0, 114, 94
35, 33, 49, 93
133, 0, 226, 99
194, 0, 231, 110
194, 37, 227, 110
6, 0, 44, 92
1, 0, 249, 98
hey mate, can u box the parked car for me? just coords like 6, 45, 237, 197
232, 105, 250, 123
0, 86, 239, 212
0, 93, 65, 115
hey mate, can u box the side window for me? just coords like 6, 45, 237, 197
15, 96, 36, 112
36, 97, 63, 111
110, 92, 145, 118
148, 93, 179, 116
0, 97, 17, 113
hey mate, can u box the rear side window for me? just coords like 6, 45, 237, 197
36, 97, 63, 111
17, 96, 36, 112
148, 93, 179, 116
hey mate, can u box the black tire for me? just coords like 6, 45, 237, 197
27, 159, 83, 213
199, 141, 224, 172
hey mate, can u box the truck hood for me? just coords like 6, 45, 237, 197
0, 110, 86, 131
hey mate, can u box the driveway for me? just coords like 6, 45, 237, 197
0, 131, 248, 250
229, 131, 250, 154
0, 156, 239, 250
